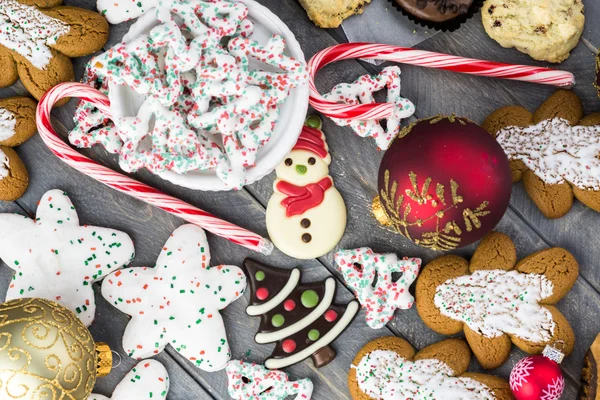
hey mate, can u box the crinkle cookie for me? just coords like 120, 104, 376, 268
0, 96, 37, 200
349, 336, 513, 400
481, 0, 584, 63
483, 90, 600, 219
416, 231, 577, 369
0, 0, 108, 103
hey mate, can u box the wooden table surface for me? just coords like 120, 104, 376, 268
1, 0, 600, 398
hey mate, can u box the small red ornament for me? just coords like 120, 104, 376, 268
374, 116, 512, 251
510, 344, 565, 400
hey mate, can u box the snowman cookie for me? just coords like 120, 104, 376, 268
266, 116, 346, 259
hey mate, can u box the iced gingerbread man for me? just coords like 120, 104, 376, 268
266, 116, 346, 259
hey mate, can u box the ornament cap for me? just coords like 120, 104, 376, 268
542, 342, 565, 364
96, 342, 113, 377
372, 196, 391, 227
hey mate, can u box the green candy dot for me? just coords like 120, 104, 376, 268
255, 271, 265, 281
271, 314, 285, 327
301, 290, 319, 308
305, 115, 321, 129
308, 329, 320, 341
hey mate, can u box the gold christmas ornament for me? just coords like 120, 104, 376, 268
0, 298, 112, 399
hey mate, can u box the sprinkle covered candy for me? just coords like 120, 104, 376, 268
71, 0, 307, 189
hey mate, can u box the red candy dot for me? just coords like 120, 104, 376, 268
282, 339, 296, 353
256, 288, 269, 301
324, 310, 338, 322
284, 299, 296, 311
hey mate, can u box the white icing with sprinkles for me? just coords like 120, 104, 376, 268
88, 359, 169, 400
496, 118, 600, 190
0, 108, 16, 142
435, 269, 555, 342
354, 350, 496, 399
0, 148, 9, 179
0, 0, 69, 69
72, 0, 307, 189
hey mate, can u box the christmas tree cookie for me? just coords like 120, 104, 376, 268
89, 359, 169, 400
226, 360, 313, 400
244, 259, 359, 369
416, 231, 578, 369
0, 189, 134, 326
101, 224, 247, 372
334, 247, 421, 329
349, 336, 513, 400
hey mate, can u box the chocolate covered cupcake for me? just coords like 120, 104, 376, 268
389, 0, 482, 31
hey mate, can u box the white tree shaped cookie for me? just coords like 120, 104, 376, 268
0, 189, 134, 326
89, 359, 169, 400
334, 247, 421, 329
226, 360, 313, 400
101, 224, 247, 372
322, 66, 415, 150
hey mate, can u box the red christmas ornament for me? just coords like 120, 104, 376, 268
510, 345, 565, 400
373, 116, 512, 251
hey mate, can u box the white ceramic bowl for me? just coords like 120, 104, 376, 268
113, 0, 309, 191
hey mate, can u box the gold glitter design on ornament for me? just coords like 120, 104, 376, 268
380, 170, 490, 250
0, 298, 97, 399
391, 115, 471, 148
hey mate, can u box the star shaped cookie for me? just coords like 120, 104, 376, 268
101, 224, 247, 372
0, 189, 134, 326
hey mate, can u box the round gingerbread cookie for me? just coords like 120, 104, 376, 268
349, 336, 512, 400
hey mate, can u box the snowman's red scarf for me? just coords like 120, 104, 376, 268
276, 177, 333, 217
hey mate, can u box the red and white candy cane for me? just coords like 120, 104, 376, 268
36, 82, 273, 255
308, 42, 576, 121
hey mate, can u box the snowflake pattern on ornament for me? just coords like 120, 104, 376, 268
541, 377, 565, 400
509, 357, 535, 391
322, 66, 415, 150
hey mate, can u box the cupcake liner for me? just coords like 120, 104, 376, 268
386, 0, 483, 32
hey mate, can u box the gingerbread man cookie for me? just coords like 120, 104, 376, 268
0, 96, 37, 200
101, 224, 247, 372
484, 90, 600, 219
0, 189, 135, 326
349, 336, 513, 400
88, 359, 169, 400
266, 116, 346, 259
0, 0, 108, 103
416, 231, 577, 369
226, 360, 313, 400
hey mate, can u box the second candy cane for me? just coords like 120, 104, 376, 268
308, 42, 576, 121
